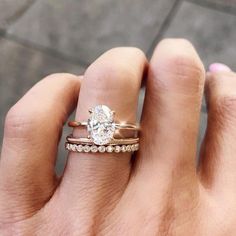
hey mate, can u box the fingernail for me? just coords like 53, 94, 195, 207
209, 63, 231, 72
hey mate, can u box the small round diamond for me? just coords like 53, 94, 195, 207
98, 146, 106, 153
71, 144, 77, 151
106, 145, 114, 153
114, 145, 121, 153
121, 145, 127, 152
135, 144, 139, 151
66, 143, 70, 150
76, 145, 83, 152
83, 145, 90, 152
126, 145, 132, 152
131, 144, 136, 152
91, 145, 98, 153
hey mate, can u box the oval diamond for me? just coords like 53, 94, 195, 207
87, 105, 116, 145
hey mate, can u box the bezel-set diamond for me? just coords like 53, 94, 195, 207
83, 145, 90, 152
76, 144, 83, 152
126, 145, 132, 152
91, 145, 98, 153
121, 145, 127, 152
71, 144, 77, 152
98, 146, 106, 153
114, 145, 121, 153
106, 146, 114, 153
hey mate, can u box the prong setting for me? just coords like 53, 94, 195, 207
87, 105, 116, 145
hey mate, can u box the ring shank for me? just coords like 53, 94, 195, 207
68, 121, 140, 131
66, 135, 139, 145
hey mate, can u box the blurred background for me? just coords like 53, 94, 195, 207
0, 0, 235, 172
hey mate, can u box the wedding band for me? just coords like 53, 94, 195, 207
68, 121, 140, 131
66, 142, 139, 153
66, 135, 139, 145
67, 105, 140, 146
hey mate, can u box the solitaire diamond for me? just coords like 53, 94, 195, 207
87, 105, 116, 145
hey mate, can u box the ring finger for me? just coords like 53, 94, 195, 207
57, 48, 147, 219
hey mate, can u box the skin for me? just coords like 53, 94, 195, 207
0, 38, 236, 235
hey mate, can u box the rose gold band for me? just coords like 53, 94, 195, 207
68, 121, 140, 131
66, 134, 139, 145
66, 142, 139, 153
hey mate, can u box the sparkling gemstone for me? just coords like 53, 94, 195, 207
66, 143, 70, 150
135, 144, 139, 151
131, 144, 136, 151
71, 144, 77, 151
126, 145, 132, 152
83, 145, 90, 152
87, 105, 116, 145
98, 146, 106, 153
91, 145, 98, 153
76, 145, 83, 152
121, 145, 127, 152
106, 145, 114, 153
114, 146, 121, 153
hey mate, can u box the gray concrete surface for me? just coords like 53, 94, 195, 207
0, 0, 33, 30
0, 0, 235, 172
7, 0, 176, 64
163, 1, 236, 69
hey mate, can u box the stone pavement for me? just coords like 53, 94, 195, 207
0, 0, 235, 172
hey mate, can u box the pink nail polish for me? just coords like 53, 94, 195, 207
209, 63, 231, 72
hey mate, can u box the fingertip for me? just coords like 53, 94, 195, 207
208, 63, 231, 73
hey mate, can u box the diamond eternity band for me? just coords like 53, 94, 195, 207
66, 143, 139, 153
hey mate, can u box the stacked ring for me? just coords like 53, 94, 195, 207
65, 105, 140, 154
66, 135, 139, 145
66, 143, 139, 153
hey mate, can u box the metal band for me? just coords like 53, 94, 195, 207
66, 135, 139, 145
68, 121, 140, 131
66, 142, 139, 153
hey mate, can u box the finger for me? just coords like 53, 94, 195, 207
0, 74, 81, 222
125, 39, 205, 211
60, 48, 147, 214
199, 65, 236, 197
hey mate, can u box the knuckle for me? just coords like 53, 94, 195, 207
4, 104, 44, 140
153, 54, 204, 94
85, 62, 131, 89
214, 96, 236, 119
206, 71, 236, 95
162, 53, 204, 82
85, 47, 145, 89
209, 95, 236, 130
207, 73, 236, 124
152, 38, 205, 93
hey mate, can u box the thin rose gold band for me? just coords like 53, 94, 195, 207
66, 135, 139, 145
68, 121, 140, 131
66, 142, 139, 153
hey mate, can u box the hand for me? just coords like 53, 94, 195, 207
1, 39, 236, 236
